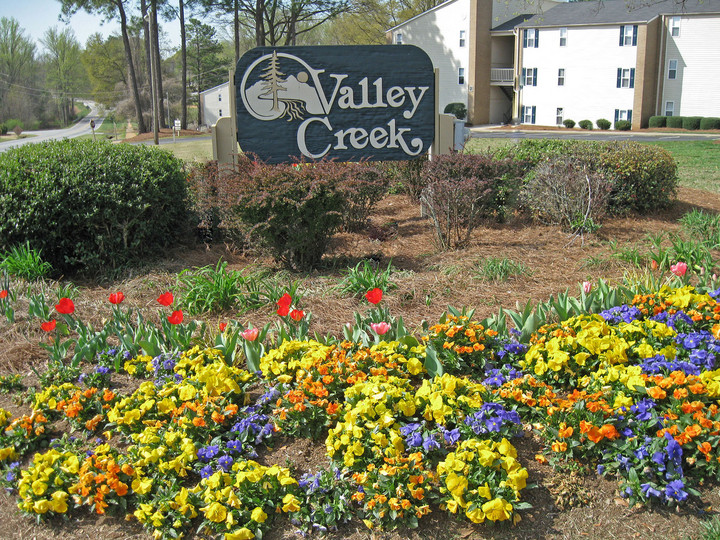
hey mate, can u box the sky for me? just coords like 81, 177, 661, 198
2, 0, 182, 53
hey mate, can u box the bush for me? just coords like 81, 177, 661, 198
0, 139, 188, 275
682, 116, 703, 130
700, 117, 720, 130
420, 153, 528, 249
598, 141, 678, 214
578, 120, 593, 130
667, 116, 684, 129
563, 119, 576, 128
2, 119, 23, 132
520, 159, 611, 232
614, 120, 631, 131
0, 124, 6, 136
223, 159, 347, 270
494, 139, 583, 166
443, 102, 467, 121
335, 162, 389, 232
648, 116, 667, 128
596, 119, 611, 130
380, 156, 428, 202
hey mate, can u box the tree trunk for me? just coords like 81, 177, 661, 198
118, 0, 147, 133
152, 0, 166, 128
141, 0, 152, 97
234, 0, 240, 64
179, 0, 187, 129
255, 0, 265, 45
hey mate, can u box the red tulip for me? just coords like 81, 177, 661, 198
241, 327, 259, 341
109, 292, 125, 305
277, 293, 292, 317
55, 297, 75, 315
651, 259, 659, 271
219, 322, 228, 332
41, 319, 57, 332
365, 288, 383, 304
157, 292, 174, 306
290, 309, 304, 321
0, 289, 7, 299
167, 310, 184, 325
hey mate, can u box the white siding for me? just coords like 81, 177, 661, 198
391, 0, 471, 113
520, 25, 638, 127
662, 15, 720, 117
201, 83, 231, 128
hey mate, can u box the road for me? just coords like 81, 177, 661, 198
0, 103, 104, 153
468, 126, 720, 142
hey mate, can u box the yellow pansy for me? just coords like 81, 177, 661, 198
250, 507, 267, 523
482, 497, 513, 521
225, 529, 255, 540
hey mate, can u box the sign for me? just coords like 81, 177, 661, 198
174, 119, 181, 129
90, 120, 95, 129
235, 45, 435, 164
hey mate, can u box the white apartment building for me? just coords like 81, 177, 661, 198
199, 82, 231, 128
389, 0, 720, 128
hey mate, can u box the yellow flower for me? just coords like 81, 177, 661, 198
50, 491, 69, 513
465, 506, 485, 523
482, 497, 513, 521
250, 507, 267, 523
225, 529, 255, 540
203, 501, 228, 522
31, 479, 48, 496
406, 357, 423, 376
32, 499, 51, 514
282, 494, 300, 512
446, 472, 468, 498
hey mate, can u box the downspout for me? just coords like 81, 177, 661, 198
512, 26, 521, 124
655, 15, 667, 116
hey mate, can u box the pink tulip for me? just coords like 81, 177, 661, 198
370, 322, 391, 335
583, 281, 592, 294
241, 327, 260, 341
670, 261, 687, 277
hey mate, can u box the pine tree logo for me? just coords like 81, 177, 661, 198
256, 50, 308, 121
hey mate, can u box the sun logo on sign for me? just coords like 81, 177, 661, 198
240, 51, 329, 122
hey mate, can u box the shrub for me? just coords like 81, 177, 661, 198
520, 158, 612, 232
563, 119, 576, 128
380, 156, 428, 202
335, 162, 389, 232
614, 120, 631, 131
2, 119, 23, 132
596, 119, 611, 130
648, 116, 667, 128
699, 117, 720, 130
420, 153, 527, 249
682, 116, 703, 130
0, 124, 6, 136
666, 116, 684, 129
598, 141, 678, 214
224, 159, 347, 270
578, 120, 593, 130
494, 139, 583, 166
443, 102, 467, 120
0, 139, 187, 275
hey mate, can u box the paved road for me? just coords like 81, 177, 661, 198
0, 103, 104, 153
469, 127, 719, 142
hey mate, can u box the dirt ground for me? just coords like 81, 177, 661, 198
1, 187, 719, 539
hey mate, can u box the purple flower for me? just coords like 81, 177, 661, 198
218, 454, 234, 471
197, 445, 220, 462
226, 440, 243, 454
665, 479, 688, 501
443, 428, 461, 445
422, 434, 440, 452
641, 483, 663, 499
200, 464, 213, 478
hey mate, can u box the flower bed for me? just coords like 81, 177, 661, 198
0, 284, 719, 538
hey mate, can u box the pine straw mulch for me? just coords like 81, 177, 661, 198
1, 187, 720, 539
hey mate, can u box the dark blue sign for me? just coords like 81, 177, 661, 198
235, 45, 435, 163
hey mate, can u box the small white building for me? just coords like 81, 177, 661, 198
200, 82, 230, 128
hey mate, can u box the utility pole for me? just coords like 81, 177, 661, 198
166, 91, 170, 127
148, 11, 160, 145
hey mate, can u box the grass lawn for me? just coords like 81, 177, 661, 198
646, 140, 720, 192
167, 137, 215, 162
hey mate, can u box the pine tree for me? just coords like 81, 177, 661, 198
260, 51, 286, 112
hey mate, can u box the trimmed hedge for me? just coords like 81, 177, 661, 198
443, 102, 467, 121
596, 119, 611, 130
682, 116, 703, 130
614, 120, 631, 131
648, 116, 666, 128
578, 120, 593, 130
700, 117, 720, 130
667, 116, 684, 128
0, 139, 188, 275
563, 119, 576, 128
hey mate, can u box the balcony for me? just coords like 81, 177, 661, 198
490, 68, 514, 85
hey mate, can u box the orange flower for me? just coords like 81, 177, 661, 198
698, 441, 712, 458
684, 424, 702, 439
673, 388, 688, 399
103, 389, 115, 402
211, 411, 225, 424
558, 423, 574, 439
551, 441, 568, 452
646, 386, 667, 400
587, 426, 603, 444
688, 383, 706, 395
192, 417, 206, 427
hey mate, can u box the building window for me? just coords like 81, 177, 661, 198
671, 16, 681, 37
619, 24, 638, 46
522, 105, 536, 124
559, 27, 567, 46
668, 59, 677, 79
556, 107, 564, 125
218, 94, 222, 102
395, 32, 403, 44
522, 67, 537, 87
523, 28, 538, 48
458, 67, 465, 84
459, 30, 466, 47
558, 68, 565, 86
665, 101, 675, 116
614, 109, 633, 123
617, 67, 635, 88
219, 109, 223, 117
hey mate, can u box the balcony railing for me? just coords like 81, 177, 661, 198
490, 68, 514, 84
